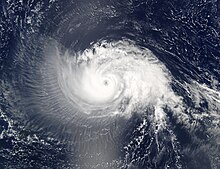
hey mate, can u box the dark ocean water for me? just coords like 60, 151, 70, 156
0, 0, 220, 169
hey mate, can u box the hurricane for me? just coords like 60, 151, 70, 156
0, 0, 220, 169
51, 40, 180, 118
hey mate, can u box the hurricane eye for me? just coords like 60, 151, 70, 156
103, 80, 109, 86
